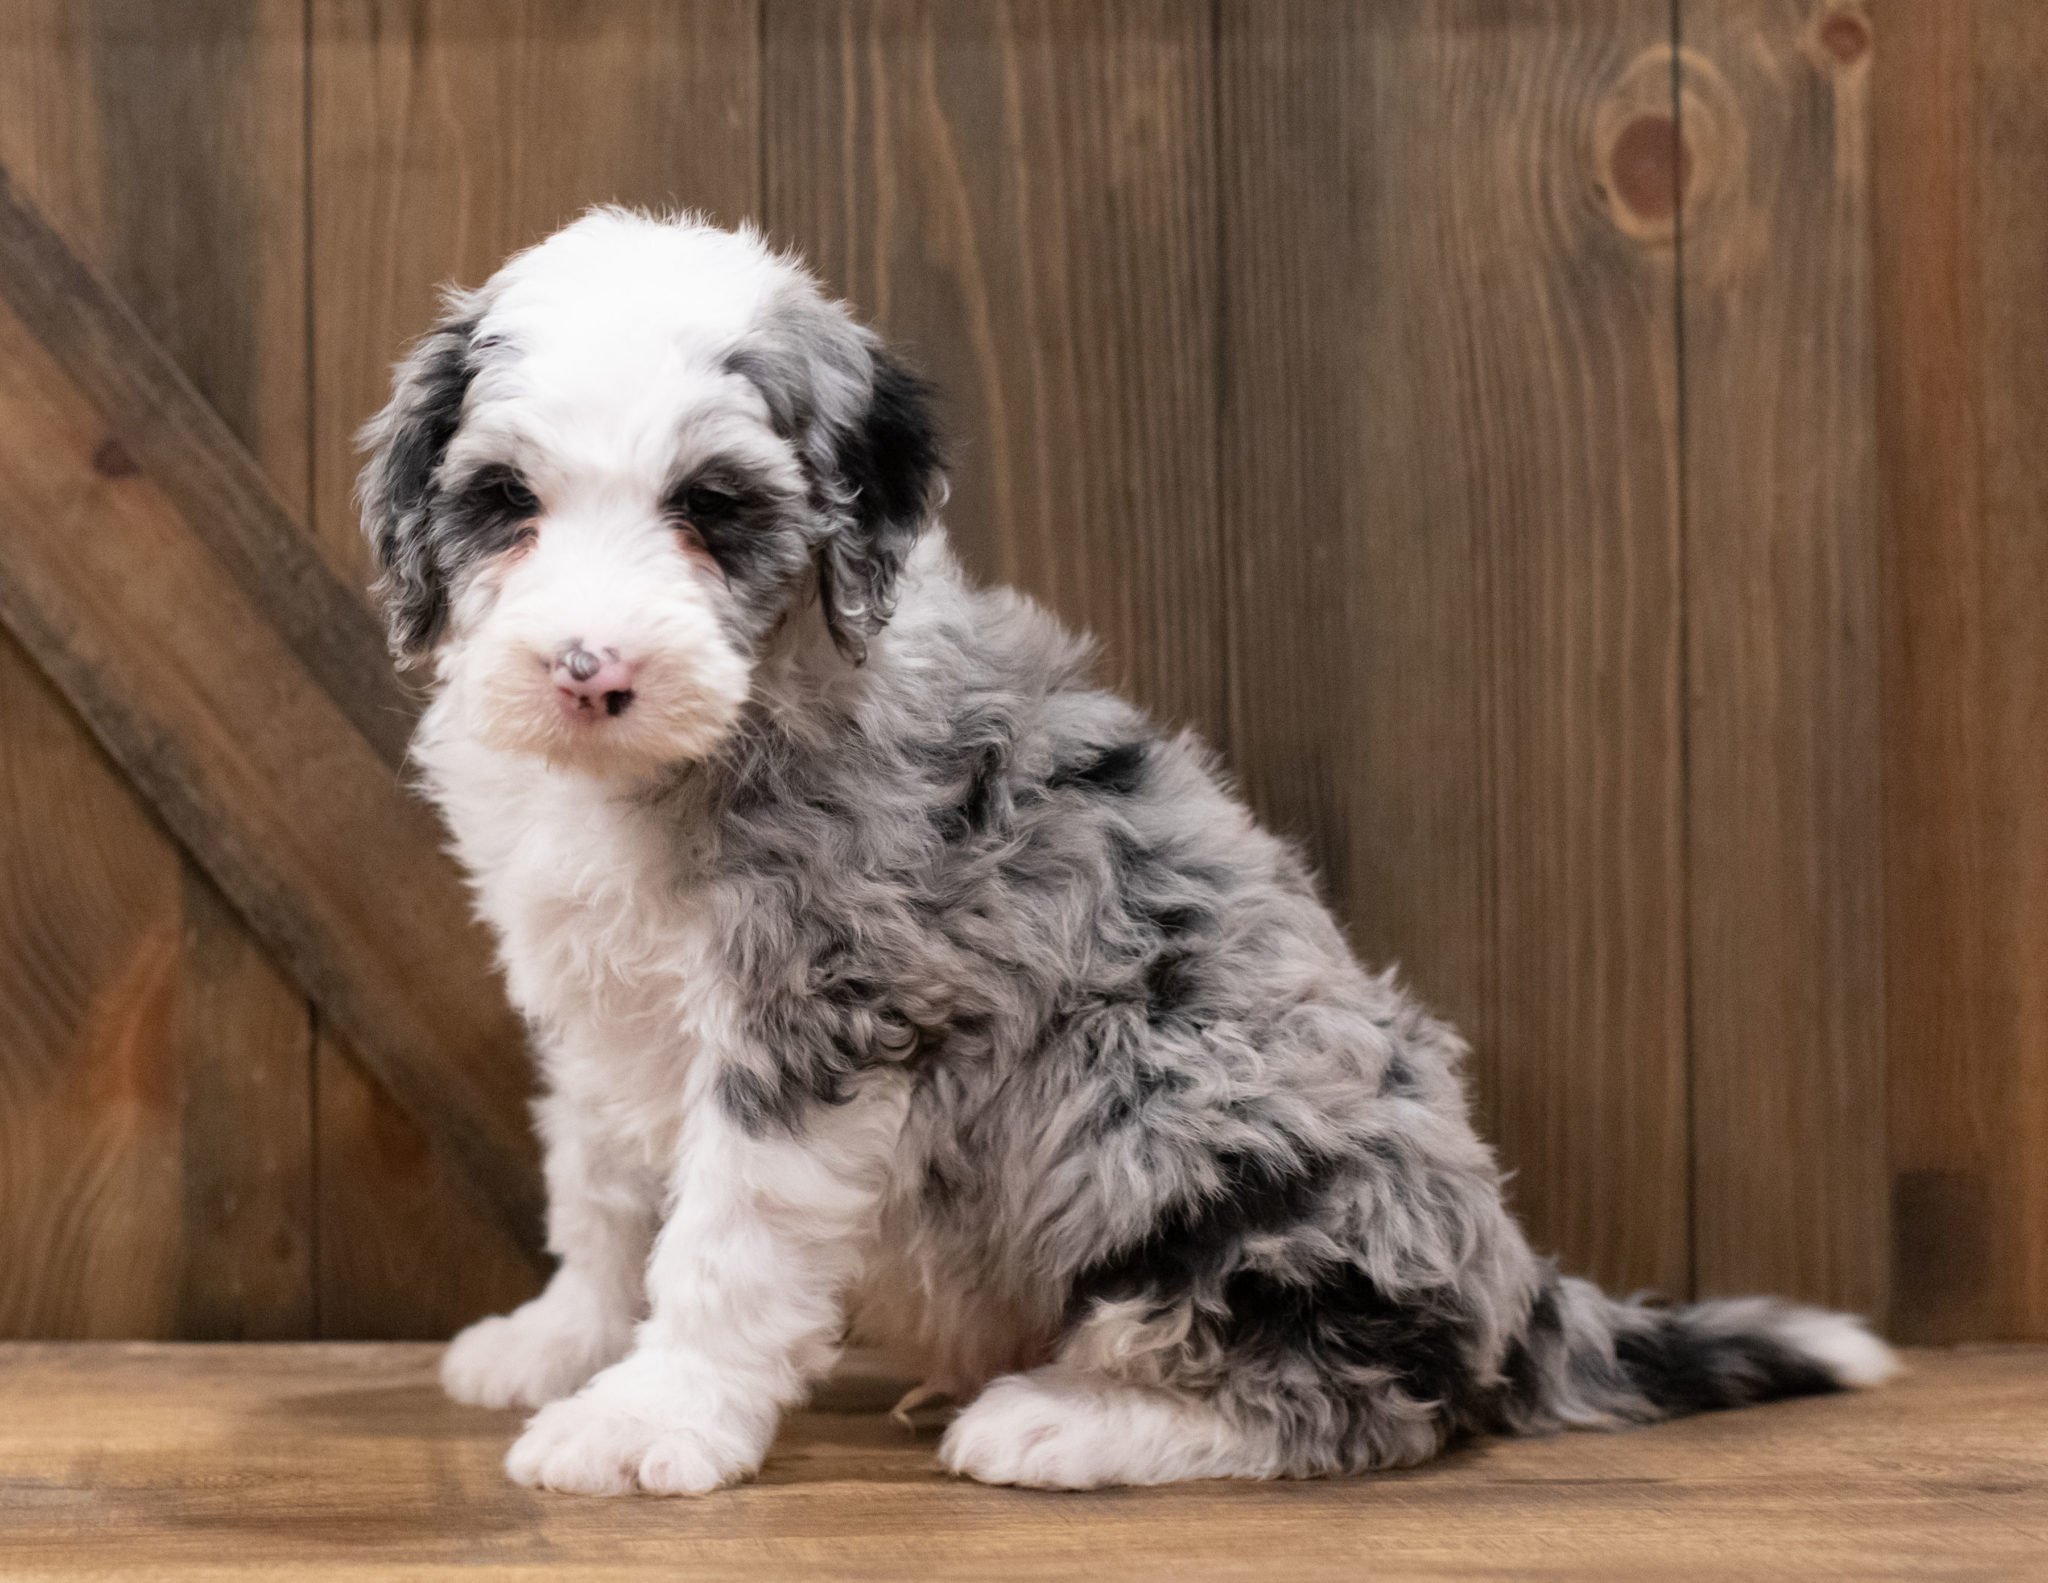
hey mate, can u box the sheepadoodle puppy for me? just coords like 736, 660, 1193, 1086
360, 208, 1896, 1495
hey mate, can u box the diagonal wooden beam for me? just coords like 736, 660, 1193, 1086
0, 170, 415, 771
0, 171, 543, 1264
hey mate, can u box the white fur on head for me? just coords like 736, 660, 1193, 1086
357, 207, 942, 780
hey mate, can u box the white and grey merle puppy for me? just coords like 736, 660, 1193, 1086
360, 208, 1896, 1495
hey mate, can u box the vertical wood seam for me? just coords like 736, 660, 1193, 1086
307, 1007, 324, 1336
1864, 0, 1895, 1334
1669, 0, 1696, 1305
1215, 0, 1241, 783
303, 0, 324, 1338
756, 0, 769, 229
1207, 0, 1230, 768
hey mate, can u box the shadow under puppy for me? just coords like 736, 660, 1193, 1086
358, 208, 1896, 1494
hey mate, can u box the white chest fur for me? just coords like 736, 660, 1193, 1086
414, 707, 737, 1179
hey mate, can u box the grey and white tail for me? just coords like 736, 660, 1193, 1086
1506, 1272, 1899, 1432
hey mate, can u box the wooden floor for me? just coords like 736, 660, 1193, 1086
0, 1346, 2043, 1580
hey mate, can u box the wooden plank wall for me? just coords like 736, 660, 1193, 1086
1223, 0, 1693, 1298
1682, 0, 1888, 1317
1874, 0, 2048, 1343
0, 0, 2042, 1342
0, 0, 315, 1339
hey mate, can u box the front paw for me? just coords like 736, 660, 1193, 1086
442, 1308, 617, 1411
505, 1386, 762, 1496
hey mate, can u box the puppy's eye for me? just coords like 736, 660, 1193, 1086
677, 484, 740, 523
480, 474, 539, 517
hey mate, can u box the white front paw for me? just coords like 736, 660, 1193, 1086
442, 1307, 619, 1411
504, 1369, 766, 1496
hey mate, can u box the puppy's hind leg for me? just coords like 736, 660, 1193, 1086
938, 1366, 1286, 1489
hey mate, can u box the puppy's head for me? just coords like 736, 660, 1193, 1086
358, 208, 942, 778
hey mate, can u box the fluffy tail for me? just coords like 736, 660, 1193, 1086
1505, 1273, 1899, 1432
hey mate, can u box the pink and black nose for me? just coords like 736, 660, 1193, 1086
553, 643, 638, 720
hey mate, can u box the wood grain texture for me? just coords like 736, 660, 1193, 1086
0, 645, 185, 1338
1215, 0, 1495, 1151
763, 0, 1226, 746
0, 297, 544, 1262
1679, 0, 1887, 1314
1220, 1, 1688, 1296
307, 0, 762, 1334
0, 0, 2043, 1345
1874, 0, 2048, 1342
0, 0, 315, 1338
1, 1343, 2043, 1579
0, 172, 412, 772
314, 1048, 540, 1340
0, 0, 309, 489
170, 877, 316, 1339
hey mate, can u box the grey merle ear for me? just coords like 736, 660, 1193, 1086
355, 298, 482, 664
730, 300, 945, 663
812, 346, 944, 662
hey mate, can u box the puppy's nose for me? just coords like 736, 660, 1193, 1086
553, 643, 638, 719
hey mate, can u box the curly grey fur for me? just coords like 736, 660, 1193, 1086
680, 543, 1877, 1472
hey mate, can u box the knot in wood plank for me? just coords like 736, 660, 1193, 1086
1819, 7, 1872, 68
1593, 45, 1688, 247
1608, 115, 1688, 226
91, 436, 140, 479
